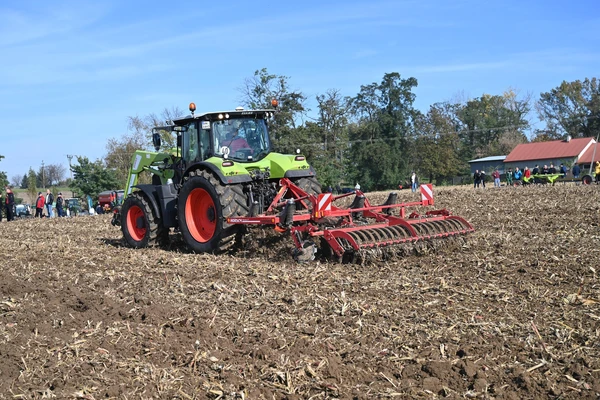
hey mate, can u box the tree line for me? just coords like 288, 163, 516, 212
2, 71, 598, 198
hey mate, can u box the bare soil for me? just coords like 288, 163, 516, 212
1, 184, 599, 399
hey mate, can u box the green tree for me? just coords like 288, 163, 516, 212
26, 168, 37, 203
240, 68, 307, 153
70, 156, 120, 199
413, 103, 464, 184
346, 72, 419, 190
301, 89, 351, 187
0, 155, 7, 189
457, 90, 530, 160
536, 77, 600, 139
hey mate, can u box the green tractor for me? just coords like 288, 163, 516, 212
112, 102, 320, 253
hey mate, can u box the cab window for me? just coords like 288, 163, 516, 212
182, 122, 199, 162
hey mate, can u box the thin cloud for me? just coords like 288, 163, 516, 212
352, 49, 379, 59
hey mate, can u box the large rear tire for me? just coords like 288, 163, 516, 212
178, 169, 249, 253
295, 177, 322, 196
293, 177, 322, 210
121, 191, 169, 248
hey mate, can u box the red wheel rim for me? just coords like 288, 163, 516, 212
126, 205, 146, 241
186, 188, 217, 243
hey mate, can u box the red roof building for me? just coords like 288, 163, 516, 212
503, 137, 600, 175
504, 137, 595, 164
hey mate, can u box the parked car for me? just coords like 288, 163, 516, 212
15, 204, 32, 218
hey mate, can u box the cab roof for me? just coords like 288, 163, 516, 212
172, 109, 275, 125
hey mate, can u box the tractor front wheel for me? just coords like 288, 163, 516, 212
121, 191, 168, 248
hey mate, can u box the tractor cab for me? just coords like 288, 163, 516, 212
160, 103, 275, 167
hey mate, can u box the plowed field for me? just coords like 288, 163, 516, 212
1, 184, 599, 399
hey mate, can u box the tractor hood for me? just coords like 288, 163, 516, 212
201, 152, 315, 184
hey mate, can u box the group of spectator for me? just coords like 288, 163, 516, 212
473, 170, 487, 188
0, 188, 67, 221
34, 189, 66, 218
475, 162, 587, 188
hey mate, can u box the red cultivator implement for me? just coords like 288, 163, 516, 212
229, 179, 474, 262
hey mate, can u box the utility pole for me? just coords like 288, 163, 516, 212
41, 160, 45, 189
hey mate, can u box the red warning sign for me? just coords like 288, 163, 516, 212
420, 184, 434, 205
317, 193, 332, 212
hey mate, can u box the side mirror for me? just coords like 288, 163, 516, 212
152, 133, 161, 151
177, 134, 182, 148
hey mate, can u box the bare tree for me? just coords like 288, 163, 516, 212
127, 106, 184, 151
105, 130, 149, 187
46, 164, 67, 186
10, 174, 22, 188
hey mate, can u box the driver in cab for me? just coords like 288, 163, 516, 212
224, 125, 253, 155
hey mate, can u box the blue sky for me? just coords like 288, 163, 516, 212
1, 0, 598, 182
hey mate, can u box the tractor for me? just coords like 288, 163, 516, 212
113, 102, 474, 262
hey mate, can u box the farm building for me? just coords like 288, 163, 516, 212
503, 137, 598, 172
468, 156, 507, 174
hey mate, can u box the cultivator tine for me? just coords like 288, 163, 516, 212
380, 192, 398, 215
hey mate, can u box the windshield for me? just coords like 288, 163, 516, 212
212, 118, 271, 162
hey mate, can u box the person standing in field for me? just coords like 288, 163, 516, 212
559, 163, 567, 178
56, 192, 65, 217
35, 192, 45, 218
506, 168, 513, 186
4, 186, 15, 221
492, 169, 501, 188
45, 189, 54, 218
473, 170, 481, 189
411, 172, 418, 192
513, 167, 523, 184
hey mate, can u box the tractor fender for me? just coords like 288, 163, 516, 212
130, 184, 179, 228
284, 165, 318, 179
184, 161, 252, 185
129, 184, 162, 220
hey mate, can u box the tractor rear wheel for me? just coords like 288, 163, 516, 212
293, 177, 322, 210
178, 169, 249, 253
295, 177, 322, 196
121, 191, 169, 248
